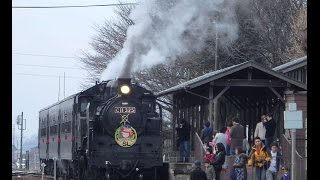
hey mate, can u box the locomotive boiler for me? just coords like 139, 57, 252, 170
38, 78, 166, 180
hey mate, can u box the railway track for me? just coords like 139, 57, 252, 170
12, 170, 54, 180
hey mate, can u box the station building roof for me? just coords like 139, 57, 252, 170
156, 60, 307, 97
273, 56, 307, 73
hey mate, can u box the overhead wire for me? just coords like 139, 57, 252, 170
13, 52, 77, 59
12, 3, 138, 9
15, 73, 85, 79
15, 64, 82, 70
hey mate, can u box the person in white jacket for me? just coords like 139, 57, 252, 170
254, 114, 266, 144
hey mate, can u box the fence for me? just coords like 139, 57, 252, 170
280, 134, 307, 180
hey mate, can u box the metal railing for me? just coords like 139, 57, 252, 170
193, 132, 206, 163
280, 134, 307, 180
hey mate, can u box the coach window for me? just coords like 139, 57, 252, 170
61, 122, 71, 133
50, 125, 58, 135
41, 128, 46, 136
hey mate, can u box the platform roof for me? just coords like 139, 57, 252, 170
273, 56, 307, 73
156, 60, 307, 97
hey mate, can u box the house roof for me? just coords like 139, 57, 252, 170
273, 56, 307, 73
156, 60, 307, 97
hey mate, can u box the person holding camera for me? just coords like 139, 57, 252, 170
176, 119, 191, 162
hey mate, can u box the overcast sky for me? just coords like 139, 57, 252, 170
12, 0, 133, 150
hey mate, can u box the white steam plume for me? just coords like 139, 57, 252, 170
101, 0, 239, 80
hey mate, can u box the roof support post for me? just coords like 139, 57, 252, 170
213, 99, 219, 132
213, 86, 230, 131
209, 82, 214, 129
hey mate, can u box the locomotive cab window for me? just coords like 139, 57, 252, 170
80, 101, 88, 117
142, 99, 155, 113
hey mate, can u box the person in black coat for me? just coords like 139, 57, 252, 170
175, 119, 191, 162
190, 160, 207, 180
263, 113, 276, 152
211, 142, 226, 180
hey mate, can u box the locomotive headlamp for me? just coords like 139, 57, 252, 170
117, 78, 132, 95
120, 85, 130, 94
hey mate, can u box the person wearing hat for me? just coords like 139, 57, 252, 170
190, 160, 208, 180
266, 142, 283, 180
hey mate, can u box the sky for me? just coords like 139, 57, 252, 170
12, 0, 134, 150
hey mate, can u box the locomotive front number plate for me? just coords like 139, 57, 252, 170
114, 107, 136, 114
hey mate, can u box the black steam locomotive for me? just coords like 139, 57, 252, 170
38, 78, 166, 180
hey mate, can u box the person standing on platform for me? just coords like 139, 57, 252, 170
231, 146, 248, 180
254, 114, 267, 144
230, 117, 244, 155
201, 121, 213, 147
280, 167, 290, 180
203, 148, 215, 180
266, 142, 283, 180
263, 113, 276, 152
225, 121, 233, 156
248, 137, 271, 180
211, 142, 226, 180
212, 127, 228, 150
176, 119, 191, 162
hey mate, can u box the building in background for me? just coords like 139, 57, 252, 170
28, 146, 40, 171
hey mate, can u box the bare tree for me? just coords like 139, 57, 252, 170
78, 0, 307, 121
286, 8, 307, 59
79, 4, 135, 89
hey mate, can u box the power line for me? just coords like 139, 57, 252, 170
12, 3, 138, 9
13, 52, 76, 59
15, 64, 82, 70
15, 73, 85, 79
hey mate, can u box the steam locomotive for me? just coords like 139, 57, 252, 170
38, 78, 166, 180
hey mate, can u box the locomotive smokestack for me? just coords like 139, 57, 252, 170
101, 0, 240, 80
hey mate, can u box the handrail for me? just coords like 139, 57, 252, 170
195, 132, 206, 152
194, 132, 206, 163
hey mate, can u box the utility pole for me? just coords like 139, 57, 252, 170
19, 112, 23, 169
64, 72, 65, 98
58, 75, 60, 101
12, 121, 15, 164
17, 112, 26, 169
214, 22, 218, 71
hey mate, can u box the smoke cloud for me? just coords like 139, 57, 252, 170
101, 0, 239, 80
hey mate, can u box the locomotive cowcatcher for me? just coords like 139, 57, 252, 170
38, 78, 167, 180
